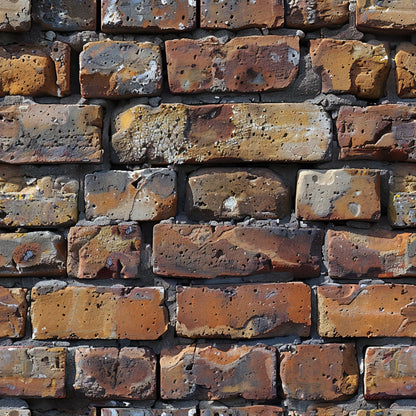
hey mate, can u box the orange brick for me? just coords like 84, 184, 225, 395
395, 43, 416, 98
0, 287, 27, 338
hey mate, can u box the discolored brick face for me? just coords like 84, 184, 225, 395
101, 410, 196, 416
0, 0, 30, 31
160, 344, 277, 400
395, 43, 416, 98
0, 410, 31, 416
201, 407, 284, 416
357, 410, 416, 416
0, 287, 27, 338
166, 36, 299, 94
289, 404, 349, 416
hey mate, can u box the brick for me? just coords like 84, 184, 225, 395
74, 347, 156, 399
310, 39, 390, 99
336, 105, 416, 162
0, 0, 30, 31
176, 283, 311, 338
201, 407, 284, 416
80, 40, 162, 98
365, 346, 416, 399
153, 224, 323, 279
31, 285, 168, 340
395, 43, 416, 98
186, 168, 290, 220
280, 344, 359, 401
101, 410, 196, 416
160, 344, 277, 400
85, 169, 176, 221
0, 347, 66, 398
296, 169, 381, 221
68, 224, 141, 279
200, 0, 284, 29
0, 410, 30, 416
0, 42, 70, 97
289, 405, 348, 416
112, 103, 332, 164
166, 36, 299, 94
357, 410, 416, 416
101, 0, 196, 32
327, 228, 416, 278
0, 287, 27, 338
0, 231, 66, 276
0, 103, 102, 164
32, 0, 96, 31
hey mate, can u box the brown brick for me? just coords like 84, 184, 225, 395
289, 405, 349, 416
296, 169, 381, 221
0, 0, 30, 31
80, 40, 162, 98
337, 105, 416, 162
0, 231, 66, 276
201, 407, 284, 416
166, 36, 299, 94
396, 43, 416, 98
0, 347, 66, 398
85, 169, 176, 221
101, 410, 195, 416
310, 39, 390, 99
111, 103, 332, 164
365, 346, 416, 399
160, 344, 277, 400
31, 285, 168, 340
0, 42, 70, 97
0, 410, 30, 416
176, 283, 311, 338
101, 0, 195, 32
357, 410, 416, 416
0, 287, 27, 338
74, 347, 156, 399
200, 0, 283, 29
327, 228, 416, 278
68, 224, 141, 279
153, 224, 323, 279
0, 103, 102, 164
280, 344, 359, 401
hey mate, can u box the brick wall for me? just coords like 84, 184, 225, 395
0, 0, 415, 415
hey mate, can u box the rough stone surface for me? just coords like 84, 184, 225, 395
395, 43, 416, 98
0, 347, 66, 398
101, 410, 196, 416
85, 169, 177, 221
153, 224, 323, 279
280, 344, 359, 401
0, 0, 30, 31
0, 410, 31, 416
166, 36, 299, 94
0, 287, 27, 338
160, 344, 277, 400
296, 169, 381, 221
74, 347, 156, 399
31, 286, 168, 340
111, 103, 332, 164
68, 224, 141, 279
357, 410, 416, 416
176, 282, 311, 338
0, 104, 103, 164
310, 39, 390, 99
80, 41, 162, 98
201, 407, 284, 416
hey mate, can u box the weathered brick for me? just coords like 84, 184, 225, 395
0, 231, 66, 276
80, 40, 162, 98
102, 0, 196, 32
31, 285, 168, 340
101, 410, 196, 416
0, 103, 102, 164
160, 344, 277, 400
337, 105, 416, 161
0, 410, 30, 416
202, 407, 284, 416
68, 224, 141, 279
0, 287, 27, 338
296, 169, 381, 221
289, 404, 348, 416
0, 42, 70, 97
200, 0, 283, 29
111, 103, 332, 164
357, 410, 416, 416
0, 0, 30, 31
280, 344, 359, 401
153, 224, 322, 279
310, 39, 390, 99
327, 228, 416, 278
176, 283, 311, 338
74, 347, 156, 399
365, 346, 416, 399
0, 347, 66, 398
166, 36, 299, 94
395, 43, 416, 98
32, 0, 96, 31
85, 169, 176, 221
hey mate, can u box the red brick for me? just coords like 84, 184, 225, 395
101, 410, 196, 416
160, 344, 277, 400
166, 36, 299, 94
280, 344, 359, 401
0, 287, 27, 338
153, 224, 323, 279
201, 407, 284, 416
176, 283, 311, 338
395, 43, 416, 98
74, 347, 156, 399
0, 0, 30, 31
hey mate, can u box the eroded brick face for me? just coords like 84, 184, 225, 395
357, 410, 416, 416
202, 407, 284, 416
0, 0, 31, 31
101, 410, 196, 416
0, 287, 27, 338
395, 43, 416, 98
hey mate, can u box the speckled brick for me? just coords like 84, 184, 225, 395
357, 410, 416, 416
0, 0, 30, 31
0, 287, 27, 338
289, 404, 349, 416
395, 43, 416, 98
201, 407, 284, 416
101, 410, 196, 416
0, 410, 31, 416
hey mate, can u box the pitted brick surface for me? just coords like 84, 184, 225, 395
0, 287, 27, 338
395, 43, 416, 98
0, 0, 30, 32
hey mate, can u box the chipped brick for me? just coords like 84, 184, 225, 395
395, 43, 416, 98
0, 287, 27, 338
0, 0, 30, 31
201, 407, 284, 416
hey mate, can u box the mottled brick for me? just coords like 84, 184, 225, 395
166, 36, 299, 94
280, 344, 359, 401
395, 43, 416, 98
160, 344, 277, 400
0, 410, 31, 416
289, 405, 349, 416
0, 287, 27, 338
0, 0, 30, 31
85, 169, 176, 221
202, 407, 284, 416
357, 410, 416, 416
101, 410, 196, 416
